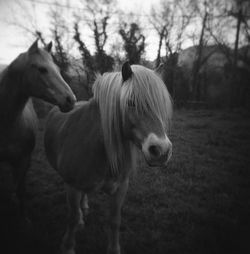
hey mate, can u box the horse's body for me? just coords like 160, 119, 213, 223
0, 99, 36, 163
0, 40, 76, 218
44, 63, 172, 254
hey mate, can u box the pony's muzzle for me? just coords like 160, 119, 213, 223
142, 134, 172, 167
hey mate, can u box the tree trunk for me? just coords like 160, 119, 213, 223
230, 9, 242, 107
156, 27, 166, 68
191, 11, 208, 101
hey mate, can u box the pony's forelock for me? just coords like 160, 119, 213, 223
120, 65, 172, 130
93, 65, 172, 175
93, 72, 123, 174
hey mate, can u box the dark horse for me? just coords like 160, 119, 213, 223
44, 62, 172, 254
0, 40, 76, 218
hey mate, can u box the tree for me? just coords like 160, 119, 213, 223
48, 3, 71, 79
149, 0, 194, 100
78, 0, 115, 73
119, 22, 145, 64
150, 0, 194, 67
190, 1, 209, 100
73, 22, 95, 85
187, 0, 226, 100
196, 0, 250, 106
228, 0, 250, 106
109, 40, 125, 69
205, 0, 250, 106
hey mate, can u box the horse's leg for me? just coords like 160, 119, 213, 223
62, 184, 82, 254
107, 178, 129, 254
11, 156, 30, 219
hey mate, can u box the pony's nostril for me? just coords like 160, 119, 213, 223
148, 145, 161, 158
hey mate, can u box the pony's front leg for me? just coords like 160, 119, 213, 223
62, 184, 83, 254
81, 193, 89, 217
108, 178, 129, 254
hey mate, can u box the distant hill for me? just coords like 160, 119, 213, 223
177, 44, 250, 72
177, 45, 232, 72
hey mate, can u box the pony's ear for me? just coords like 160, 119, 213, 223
122, 61, 133, 82
28, 39, 39, 54
45, 41, 53, 52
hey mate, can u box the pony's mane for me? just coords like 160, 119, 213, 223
93, 65, 172, 174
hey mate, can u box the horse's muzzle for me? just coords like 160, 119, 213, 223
142, 133, 172, 167
59, 95, 76, 112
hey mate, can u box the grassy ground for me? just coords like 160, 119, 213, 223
1, 109, 250, 254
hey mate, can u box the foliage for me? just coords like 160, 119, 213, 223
119, 22, 145, 64
52, 28, 70, 78
8, 0, 250, 108
94, 49, 114, 74
73, 22, 95, 85
77, 0, 116, 73
150, 0, 195, 67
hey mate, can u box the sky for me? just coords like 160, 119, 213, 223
0, 0, 163, 64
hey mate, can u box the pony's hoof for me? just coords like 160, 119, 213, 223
61, 245, 76, 254
78, 219, 85, 231
19, 216, 32, 233
107, 246, 121, 254
61, 240, 76, 254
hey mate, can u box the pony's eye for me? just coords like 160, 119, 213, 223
38, 66, 48, 74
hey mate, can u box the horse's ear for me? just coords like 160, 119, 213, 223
28, 39, 39, 54
122, 61, 133, 82
45, 41, 53, 52
154, 62, 164, 74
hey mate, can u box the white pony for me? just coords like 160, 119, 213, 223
44, 62, 172, 254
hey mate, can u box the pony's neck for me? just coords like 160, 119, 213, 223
0, 67, 29, 124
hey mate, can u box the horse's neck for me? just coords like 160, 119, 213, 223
0, 68, 28, 125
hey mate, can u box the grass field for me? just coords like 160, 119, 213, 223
1, 109, 250, 254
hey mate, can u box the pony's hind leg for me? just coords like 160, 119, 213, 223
62, 184, 83, 254
108, 178, 129, 254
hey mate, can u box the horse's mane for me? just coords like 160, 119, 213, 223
93, 65, 172, 175
0, 54, 26, 93
0, 67, 11, 96
0, 68, 7, 86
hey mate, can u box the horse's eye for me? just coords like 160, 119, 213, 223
38, 66, 47, 74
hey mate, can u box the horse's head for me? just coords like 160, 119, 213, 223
121, 62, 173, 167
23, 40, 76, 112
